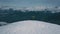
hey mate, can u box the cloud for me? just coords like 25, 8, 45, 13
21, 6, 53, 11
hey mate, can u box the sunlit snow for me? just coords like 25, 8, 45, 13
0, 20, 60, 34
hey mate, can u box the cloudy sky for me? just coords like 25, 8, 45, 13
0, 0, 60, 9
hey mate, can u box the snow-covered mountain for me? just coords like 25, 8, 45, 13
15, 6, 60, 13
0, 6, 60, 13
0, 20, 60, 34
47, 7, 60, 13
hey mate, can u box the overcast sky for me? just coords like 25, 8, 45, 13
0, 0, 60, 9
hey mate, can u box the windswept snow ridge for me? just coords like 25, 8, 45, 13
0, 20, 60, 34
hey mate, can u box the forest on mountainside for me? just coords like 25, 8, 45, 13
0, 8, 60, 25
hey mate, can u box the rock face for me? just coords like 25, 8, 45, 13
0, 20, 60, 34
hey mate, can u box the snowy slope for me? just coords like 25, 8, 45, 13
0, 20, 60, 34
0, 22, 7, 26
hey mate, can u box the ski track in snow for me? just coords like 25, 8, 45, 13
0, 20, 60, 34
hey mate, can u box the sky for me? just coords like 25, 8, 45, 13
0, 20, 60, 34
0, 0, 60, 9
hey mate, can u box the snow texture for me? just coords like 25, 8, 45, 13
0, 20, 60, 34
0, 22, 7, 26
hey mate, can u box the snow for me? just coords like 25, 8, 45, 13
0, 22, 7, 26
0, 20, 60, 34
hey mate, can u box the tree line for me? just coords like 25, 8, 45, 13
0, 8, 60, 25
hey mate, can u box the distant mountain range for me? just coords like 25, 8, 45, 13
0, 6, 60, 13
0, 7, 60, 26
